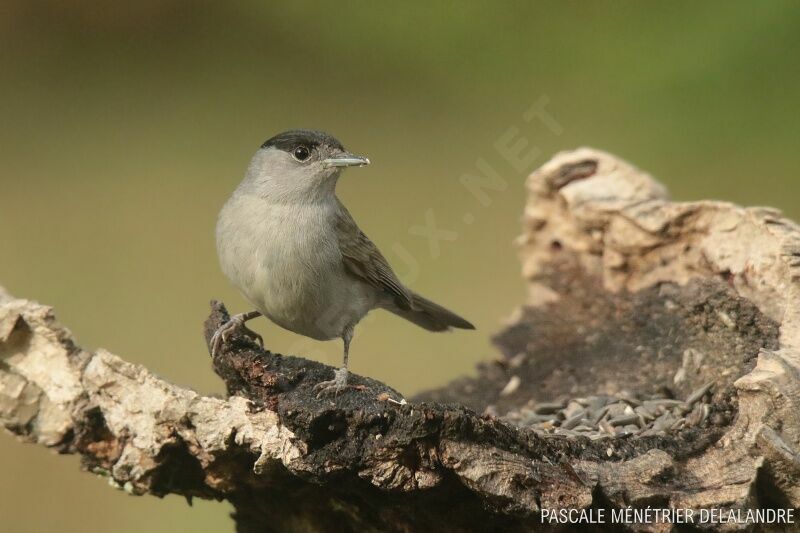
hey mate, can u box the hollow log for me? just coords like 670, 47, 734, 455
2, 148, 799, 532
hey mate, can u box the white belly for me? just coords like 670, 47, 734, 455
216, 194, 376, 340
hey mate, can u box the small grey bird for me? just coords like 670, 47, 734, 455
212, 129, 474, 395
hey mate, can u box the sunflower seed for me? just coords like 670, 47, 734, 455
644, 399, 684, 409
635, 406, 655, 422
563, 401, 585, 419
562, 413, 585, 430
592, 405, 611, 425
686, 381, 714, 406
502, 382, 716, 440
609, 414, 640, 427
534, 402, 565, 415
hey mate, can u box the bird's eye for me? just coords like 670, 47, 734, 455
293, 145, 310, 161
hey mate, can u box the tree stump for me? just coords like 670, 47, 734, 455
2, 148, 799, 532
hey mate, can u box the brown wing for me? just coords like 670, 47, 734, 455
335, 203, 415, 311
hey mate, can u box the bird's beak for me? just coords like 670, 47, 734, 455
322, 153, 370, 168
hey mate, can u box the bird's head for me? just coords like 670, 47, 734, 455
241, 129, 369, 202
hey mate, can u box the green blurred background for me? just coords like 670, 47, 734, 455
1, 1, 799, 531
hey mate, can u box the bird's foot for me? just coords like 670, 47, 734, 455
210, 314, 264, 357
314, 367, 349, 398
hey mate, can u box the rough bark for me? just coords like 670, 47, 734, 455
2, 148, 800, 532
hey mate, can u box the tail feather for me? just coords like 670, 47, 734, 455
387, 292, 475, 332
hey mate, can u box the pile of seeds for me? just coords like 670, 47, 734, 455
501, 382, 715, 440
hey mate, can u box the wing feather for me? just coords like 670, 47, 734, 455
335, 204, 414, 311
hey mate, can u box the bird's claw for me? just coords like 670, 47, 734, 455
210, 315, 263, 357
247, 326, 264, 349
314, 367, 349, 398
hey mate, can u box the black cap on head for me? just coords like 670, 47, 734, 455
261, 129, 344, 152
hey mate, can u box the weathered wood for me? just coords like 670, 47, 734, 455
2, 148, 799, 531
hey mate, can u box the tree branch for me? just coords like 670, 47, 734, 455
3, 148, 800, 531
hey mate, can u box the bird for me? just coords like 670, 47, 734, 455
211, 129, 474, 396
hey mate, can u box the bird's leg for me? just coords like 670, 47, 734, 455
315, 327, 353, 397
210, 310, 263, 357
